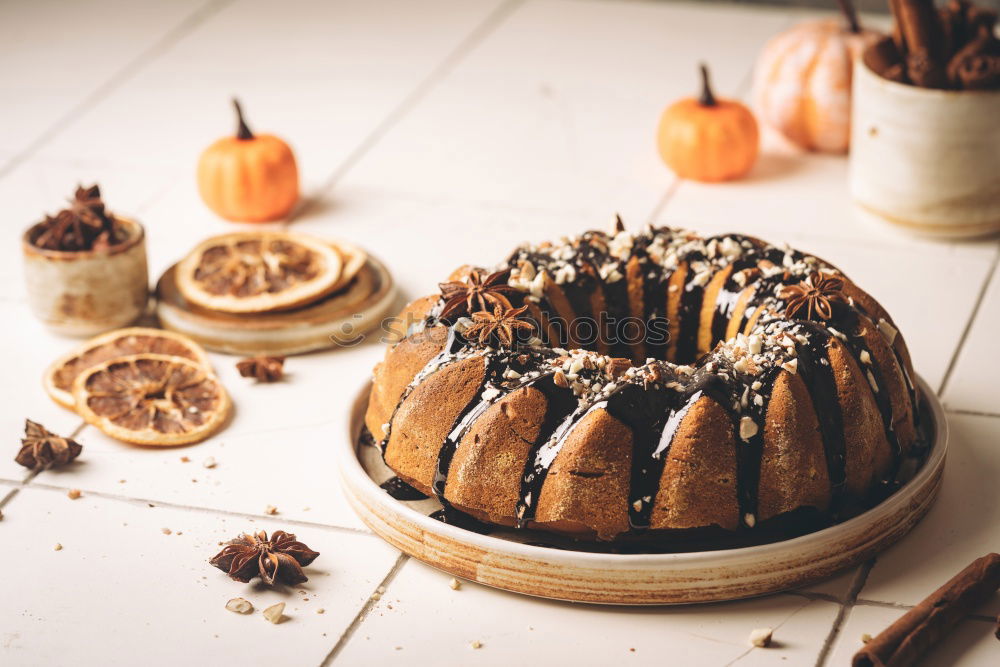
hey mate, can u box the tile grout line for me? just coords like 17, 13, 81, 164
23, 480, 375, 537
854, 598, 997, 623
289, 0, 526, 222
0, 0, 236, 181
936, 241, 1000, 397
814, 558, 875, 667
319, 553, 410, 665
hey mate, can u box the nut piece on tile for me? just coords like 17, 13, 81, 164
748, 627, 773, 647
449, 577, 461, 590
264, 505, 278, 515
263, 602, 285, 624
225, 597, 254, 614
67, 489, 82, 500
470, 640, 483, 649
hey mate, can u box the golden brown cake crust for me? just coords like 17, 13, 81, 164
364, 226, 923, 544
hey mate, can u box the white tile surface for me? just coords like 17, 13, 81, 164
0, 0, 208, 159
3, 0, 1000, 664
336, 557, 841, 665
827, 604, 1000, 667
858, 413, 1000, 616
0, 485, 398, 666
33, 345, 380, 530
32, 0, 505, 186
1, 301, 85, 482
941, 255, 1000, 414
338, 0, 796, 221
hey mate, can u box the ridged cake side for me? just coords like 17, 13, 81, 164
365, 226, 920, 542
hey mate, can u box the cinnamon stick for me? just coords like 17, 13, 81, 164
894, 0, 950, 88
853, 553, 1000, 667
865, 37, 908, 83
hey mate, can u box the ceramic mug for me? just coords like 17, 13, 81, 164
22, 216, 149, 336
849, 57, 1000, 239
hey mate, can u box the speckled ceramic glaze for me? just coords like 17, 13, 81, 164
340, 376, 947, 605
22, 216, 149, 337
850, 59, 1000, 239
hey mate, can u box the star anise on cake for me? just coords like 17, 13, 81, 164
780, 272, 847, 321
463, 304, 534, 348
236, 355, 285, 383
438, 269, 516, 320
16, 420, 83, 470
209, 530, 320, 586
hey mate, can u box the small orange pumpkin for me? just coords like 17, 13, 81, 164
752, 0, 880, 153
197, 99, 299, 222
656, 64, 759, 183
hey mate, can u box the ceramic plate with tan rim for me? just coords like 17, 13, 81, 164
176, 231, 343, 314
340, 376, 947, 605
157, 251, 397, 356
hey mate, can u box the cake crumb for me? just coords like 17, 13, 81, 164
67, 489, 81, 500
203, 456, 217, 469
749, 627, 773, 648
861, 633, 873, 643
317, 608, 325, 614
262, 602, 285, 624
449, 578, 461, 590
470, 641, 482, 649
180, 456, 190, 463
54, 543, 63, 551
161, 527, 172, 535
265, 505, 278, 515
226, 597, 253, 614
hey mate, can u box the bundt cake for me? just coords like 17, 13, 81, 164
365, 223, 921, 543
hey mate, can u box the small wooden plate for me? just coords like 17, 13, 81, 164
339, 376, 947, 605
155, 253, 397, 356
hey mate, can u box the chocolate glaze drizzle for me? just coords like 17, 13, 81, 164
376, 225, 924, 540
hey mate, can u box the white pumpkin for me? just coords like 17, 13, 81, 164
753, 18, 880, 153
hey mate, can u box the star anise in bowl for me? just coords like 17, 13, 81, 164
779, 272, 847, 322
438, 268, 516, 321
209, 530, 320, 586
30, 185, 127, 252
462, 304, 534, 348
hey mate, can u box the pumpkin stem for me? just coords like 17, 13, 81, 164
232, 98, 254, 140
835, 0, 861, 33
698, 63, 717, 107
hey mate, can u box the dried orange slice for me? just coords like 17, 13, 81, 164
72, 354, 231, 446
44, 327, 211, 409
176, 231, 343, 314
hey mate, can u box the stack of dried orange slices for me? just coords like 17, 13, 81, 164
155, 230, 390, 356
44, 328, 231, 446
175, 232, 356, 314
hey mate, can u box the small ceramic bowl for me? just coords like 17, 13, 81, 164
849, 55, 1000, 239
22, 216, 149, 337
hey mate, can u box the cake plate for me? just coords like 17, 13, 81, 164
156, 253, 397, 356
339, 376, 947, 605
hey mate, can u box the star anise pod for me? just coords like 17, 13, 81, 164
779, 272, 847, 321
31, 184, 123, 252
16, 420, 83, 470
438, 269, 516, 320
236, 355, 285, 382
462, 304, 534, 348
209, 530, 319, 586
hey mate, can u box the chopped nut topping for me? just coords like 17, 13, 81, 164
262, 602, 285, 624
739, 417, 758, 442
748, 627, 772, 647
225, 597, 254, 614
449, 578, 462, 591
